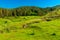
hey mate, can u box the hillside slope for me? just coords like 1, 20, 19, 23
0, 16, 59, 40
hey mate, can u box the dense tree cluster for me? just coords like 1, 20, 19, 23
0, 6, 57, 17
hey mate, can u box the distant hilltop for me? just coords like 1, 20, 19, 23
0, 5, 60, 17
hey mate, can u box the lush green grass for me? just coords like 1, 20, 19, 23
0, 16, 60, 40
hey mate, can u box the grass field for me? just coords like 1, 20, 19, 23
0, 16, 60, 40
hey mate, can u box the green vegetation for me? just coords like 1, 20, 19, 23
0, 6, 55, 17
0, 5, 60, 40
0, 16, 59, 40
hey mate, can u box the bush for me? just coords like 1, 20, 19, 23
46, 19, 51, 21
29, 32, 35, 35
4, 21, 7, 23
0, 30, 3, 33
4, 28, 10, 33
51, 33, 56, 36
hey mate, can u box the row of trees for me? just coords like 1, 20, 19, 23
0, 6, 55, 17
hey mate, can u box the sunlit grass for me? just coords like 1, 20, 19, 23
0, 16, 60, 40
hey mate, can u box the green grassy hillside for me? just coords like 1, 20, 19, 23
0, 5, 60, 40
0, 16, 59, 40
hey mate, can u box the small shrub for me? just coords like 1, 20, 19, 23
29, 32, 35, 35
30, 26, 37, 28
4, 21, 7, 23
30, 26, 41, 29
51, 33, 56, 36
0, 30, 3, 33
27, 31, 35, 35
23, 17, 26, 19
4, 28, 10, 33
46, 19, 51, 21
33, 21, 40, 23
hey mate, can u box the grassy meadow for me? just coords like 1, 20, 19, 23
0, 16, 59, 40
0, 6, 60, 40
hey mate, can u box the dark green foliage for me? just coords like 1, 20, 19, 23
29, 32, 35, 35
32, 21, 40, 23
51, 33, 56, 36
0, 6, 50, 17
0, 6, 59, 17
45, 19, 51, 21
12, 12, 15, 16
4, 21, 7, 23
30, 26, 41, 30
45, 7, 55, 12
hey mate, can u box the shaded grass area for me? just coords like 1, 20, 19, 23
0, 16, 60, 40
